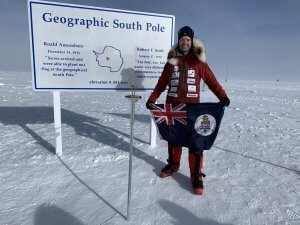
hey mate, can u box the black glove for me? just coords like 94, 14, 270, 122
146, 100, 154, 110
221, 97, 230, 107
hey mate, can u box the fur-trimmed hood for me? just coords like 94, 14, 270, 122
167, 38, 206, 65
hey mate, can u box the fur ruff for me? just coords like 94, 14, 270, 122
167, 38, 206, 65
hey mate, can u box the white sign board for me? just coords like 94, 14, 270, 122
28, 0, 175, 91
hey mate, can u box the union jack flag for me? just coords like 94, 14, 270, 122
150, 103, 187, 125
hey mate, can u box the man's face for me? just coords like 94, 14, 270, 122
179, 36, 192, 55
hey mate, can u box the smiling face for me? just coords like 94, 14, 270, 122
179, 36, 192, 55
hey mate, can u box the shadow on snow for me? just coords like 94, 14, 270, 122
34, 204, 84, 225
159, 200, 233, 225
214, 145, 300, 176
0, 106, 195, 218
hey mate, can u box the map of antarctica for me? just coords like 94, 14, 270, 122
93, 46, 124, 72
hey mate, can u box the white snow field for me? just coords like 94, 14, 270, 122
0, 71, 299, 225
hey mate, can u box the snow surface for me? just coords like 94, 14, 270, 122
0, 71, 299, 225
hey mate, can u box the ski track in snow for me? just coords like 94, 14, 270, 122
0, 72, 299, 225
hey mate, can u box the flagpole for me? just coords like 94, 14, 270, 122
225, 64, 229, 82
125, 84, 141, 221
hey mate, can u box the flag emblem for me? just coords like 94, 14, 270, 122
194, 114, 216, 136
151, 103, 187, 125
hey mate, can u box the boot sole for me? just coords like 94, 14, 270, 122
193, 188, 204, 195
159, 169, 179, 178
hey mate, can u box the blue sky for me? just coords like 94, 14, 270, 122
1, 0, 299, 81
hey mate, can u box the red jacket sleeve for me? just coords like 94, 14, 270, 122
148, 63, 172, 102
200, 63, 228, 100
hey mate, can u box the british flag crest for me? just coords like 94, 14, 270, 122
150, 103, 187, 125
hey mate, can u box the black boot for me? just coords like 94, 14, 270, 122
159, 145, 182, 178
189, 151, 205, 195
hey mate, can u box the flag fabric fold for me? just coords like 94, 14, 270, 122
150, 102, 225, 151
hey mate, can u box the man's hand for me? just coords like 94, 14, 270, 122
146, 100, 154, 110
221, 97, 230, 107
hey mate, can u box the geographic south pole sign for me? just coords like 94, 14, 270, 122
28, 0, 175, 90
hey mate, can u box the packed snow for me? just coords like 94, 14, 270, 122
0, 71, 299, 225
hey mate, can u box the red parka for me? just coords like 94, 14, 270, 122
148, 38, 228, 104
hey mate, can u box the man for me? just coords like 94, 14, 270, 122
146, 26, 230, 195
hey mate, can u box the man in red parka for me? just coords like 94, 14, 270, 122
146, 26, 230, 195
